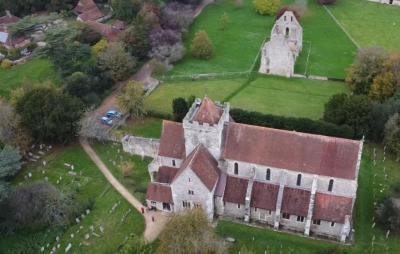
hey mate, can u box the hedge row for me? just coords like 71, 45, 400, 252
230, 108, 355, 139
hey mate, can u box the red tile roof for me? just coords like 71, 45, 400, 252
223, 176, 248, 205
146, 183, 173, 203
85, 21, 120, 41
314, 193, 353, 224
193, 97, 223, 125
78, 7, 104, 21
251, 181, 279, 211
223, 122, 361, 180
156, 166, 178, 184
158, 120, 186, 159
74, 0, 98, 13
0, 13, 20, 26
281, 187, 311, 217
174, 145, 220, 191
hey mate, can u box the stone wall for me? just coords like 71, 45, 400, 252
122, 135, 160, 158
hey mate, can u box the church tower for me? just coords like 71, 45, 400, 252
182, 97, 230, 160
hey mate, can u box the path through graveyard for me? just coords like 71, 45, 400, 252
79, 138, 169, 242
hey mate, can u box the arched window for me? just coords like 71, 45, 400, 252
234, 163, 239, 175
172, 160, 176, 167
328, 179, 334, 192
285, 27, 289, 37
266, 168, 271, 181
296, 174, 302, 186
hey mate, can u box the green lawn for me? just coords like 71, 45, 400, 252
119, 118, 163, 139
145, 78, 244, 114
216, 144, 400, 253
0, 58, 61, 98
167, 0, 284, 76
294, 0, 357, 78
328, 0, 400, 52
92, 142, 152, 204
0, 144, 145, 254
228, 75, 349, 120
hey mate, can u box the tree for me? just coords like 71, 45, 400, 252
368, 97, 400, 142
98, 42, 136, 82
0, 182, 77, 233
369, 72, 396, 102
172, 97, 189, 122
160, 2, 194, 33
118, 81, 145, 119
156, 208, 227, 254
376, 197, 400, 234
79, 110, 110, 141
0, 181, 10, 203
121, 22, 152, 60
384, 113, 400, 159
219, 12, 230, 31
0, 99, 32, 152
63, 72, 91, 98
0, 146, 22, 179
253, 0, 281, 16
149, 28, 185, 65
16, 87, 84, 144
386, 53, 400, 88
346, 47, 388, 95
112, 0, 142, 22
191, 30, 214, 60
92, 39, 109, 56
323, 93, 347, 125
75, 22, 102, 46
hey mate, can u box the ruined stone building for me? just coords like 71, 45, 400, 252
123, 97, 363, 243
369, 0, 400, 6
259, 11, 303, 77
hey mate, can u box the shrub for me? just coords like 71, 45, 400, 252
121, 162, 134, 177
172, 97, 189, 122
191, 30, 214, 60
7, 48, 21, 60
384, 113, 400, 159
230, 108, 355, 139
253, 0, 281, 16
1, 59, 13, 69
376, 197, 400, 235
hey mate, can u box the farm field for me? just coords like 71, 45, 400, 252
92, 142, 152, 204
228, 75, 349, 120
328, 0, 400, 52
294, 0, 357, 78
0, 58, 61, 98
217, 144, 400, 254
0, 145, 145, 254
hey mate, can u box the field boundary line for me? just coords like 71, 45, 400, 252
323, 5, 360, 49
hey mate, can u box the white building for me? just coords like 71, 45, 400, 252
259, 11, 303, 77
369, 0, 400, 6
127, 97, 363, 243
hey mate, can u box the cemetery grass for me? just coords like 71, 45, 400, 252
0, 58, 61, 98
328, 0, 400, 52
216, 144, 400, 254
166, 0, 286, 76
294, 0, 357, 79
92, 142, 152, 204
228, 75, 349, 120
0, 144, 145, 254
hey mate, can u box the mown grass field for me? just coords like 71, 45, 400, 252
328, 0, 400, 52
0, 144, 145, 254
294, 0, 357, 78
217, 144, 400, 253
229, 75, 349, 120
92, 142, 152, 203
146, 75, 348, 120
119, 118, 163, 139
0, 58, 61, 98
145, 78, 244, 114
167, 0, 282, 76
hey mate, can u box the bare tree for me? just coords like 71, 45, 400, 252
79, 110, 110, 141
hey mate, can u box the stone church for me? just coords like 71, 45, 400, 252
259, 11, 303, 77
125, 97, 364, 243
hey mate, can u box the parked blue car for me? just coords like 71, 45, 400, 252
106, 110, 123, 119
101, 116, 113, 126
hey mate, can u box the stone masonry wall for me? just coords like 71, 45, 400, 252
122, 135, 160, 158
